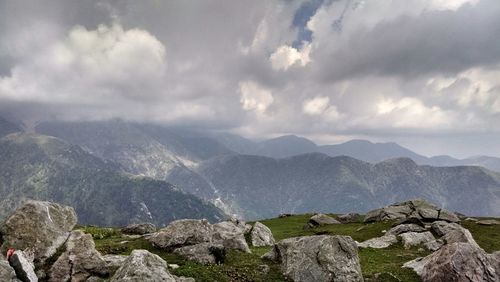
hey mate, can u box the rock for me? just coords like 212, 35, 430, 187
364, 199, 459, 223
0, 260, 19, 282
212, 221, 250, 253
265, 235, 363, 282
8, 250, 37, 282
370, 272, 401, 282
49, 230, 108, 282
0, 201, 77, 266
357, 235, 398, 249
250, 222, 275, 247
121, 223, 157, 235
111, 249, 192, 282
392, 216, 425, 227
279, 213, 293, 218
306, 214, 340, 228
385, 224, 426, 236
168, 264, 179, 270
403, 242, 499, 282
102, 255, 128, 274
398, 232, 435, 249
256, 264, 270, 274
477, 219, 500, 226
337, 213, 361, 223
465, 217, 479, 222
173, 243, 225, 265
149, 219, 213, 249
424, 239, 444, 251
431, 221, 479, 248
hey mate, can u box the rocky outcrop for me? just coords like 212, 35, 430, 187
250, 222, 275, 247
173, 243, 225, 265
111, 249, 193, 282
263, 235, 363, 282
212, 221, 250, 253
431, 221, 479, 248
477, 219, 500, 226
338, 213, 361, 223
364, 199, 459, 223
399, 232, 435, 249
0, 201, 77, 266
8, 251, 37, 282
0, 260, 19, 282
121, 223, 157, 235
386, 224, 426, 236
403, 242, 499, 282
149, 219, 213, 249
357, 235, 398, 249
49, 231, 111, 282
306, 214, 340, 228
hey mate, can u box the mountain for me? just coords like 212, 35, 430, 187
168, 153, 500, 219
0, 133, 225, 226
0, 116, 20, 138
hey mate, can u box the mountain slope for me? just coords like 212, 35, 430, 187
0, 133, 225, 226
174, 154, 500, 219
0, 116, 20, 138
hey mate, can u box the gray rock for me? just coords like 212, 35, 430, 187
102, 255, 128, 274
364, 199, 459, 223
357, 235, 398, 249
337, 213, 361, 223
477, 219, 500, 226
0, 261, 19, 282
256, 264, 270, 274
111, 249, 192, 282
212, 221, 250, 253
49, 230, 108, 282
0, 201, 77, 266
149, 219, 213, 249
265, 235, 363, 282
398, 232, 435, 249
403, 242, 499, 282
8, 251, 37, 282
121, 223, 157, 235
173, 243, 225, 265
250, 222, 275, 247
307, 214, 340, 228
431, 221, 479, 248
385, 224, 426, 236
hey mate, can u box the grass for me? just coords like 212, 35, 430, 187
78, 214, 500, 282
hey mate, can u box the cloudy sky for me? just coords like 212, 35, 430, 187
1, 0, 500, 158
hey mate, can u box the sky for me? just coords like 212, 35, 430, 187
1, 0, 500, 158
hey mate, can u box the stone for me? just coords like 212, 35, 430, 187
265, 235, 363, 282
49, 230, 108, 282
111, 249, 192, 282
398, 232, 435, 249
102, 255, 128, 274
173, 243, 225, 265
364, 199, 459, 223
424, 239, 444, 252
121, 223, 157, 235
256, 264, 270, 274
306, 213, 340, 228
431, 221, 479, 248
0, 260, 19, 282
337, 213, 361, 223
371, 272, 401, 282
0, 201, 77, 266
477, 219, 500, 226
250, 222, 275, 247
8, 251, 37, 282
385, 224, 426, 236
212, 221, 250, 253
149, 219, 213, 249
357, 235, 398, 249
403, 242, 499, 282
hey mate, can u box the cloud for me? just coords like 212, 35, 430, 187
270, 43, 311, 71
239, 81, 274, 114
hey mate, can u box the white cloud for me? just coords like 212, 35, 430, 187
269, 44, 311, 71
303, 96, 330, 115
239, 81, 274, 114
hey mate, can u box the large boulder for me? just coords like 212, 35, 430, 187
357, 235, 398, 249
399, 232, 435, 249
8, 251, 37, 282
212, 221, 250, 253
385, 224, 426, 236
250, 222, 275, 247
149, 219, 213, 249
431, 221, 479, 248
173, 243, 225, 265
121, 223, 157, 235
364, 199, 459, 223
111, 250, 193, 282
403, 242, 499, 282
306, 214, 340, 228
263, 235, 363, 282
49, 231, 109, 282
0, 201, 77, 266
337, 213, 361, 224
0, 260, 19, 282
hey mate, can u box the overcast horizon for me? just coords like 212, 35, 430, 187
1, 0, 500, 158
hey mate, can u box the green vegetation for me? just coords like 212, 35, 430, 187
80, 214, 500, 282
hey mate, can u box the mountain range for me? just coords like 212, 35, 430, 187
1, 116, 499, 220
